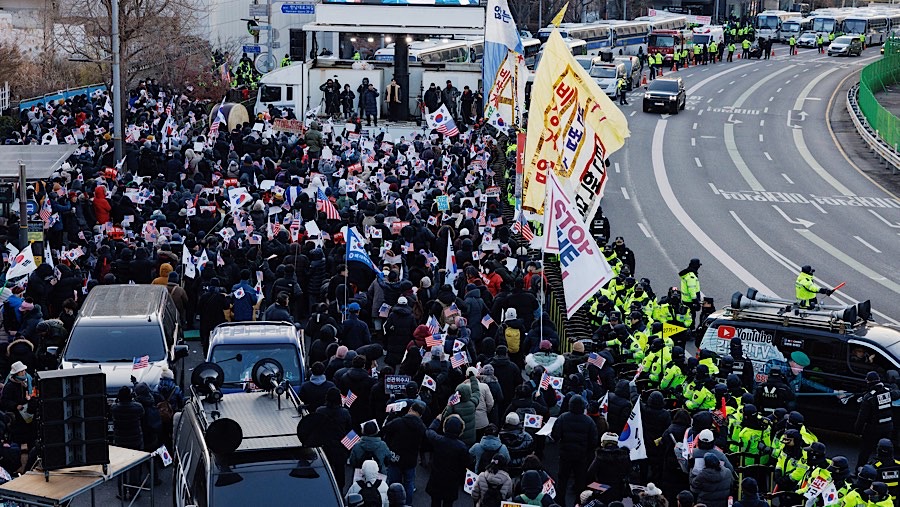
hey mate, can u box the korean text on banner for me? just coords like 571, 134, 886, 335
484, 50, 527, 130
483, 0, 523, 102
543, 170, 613, 316
522, 30, 629, 221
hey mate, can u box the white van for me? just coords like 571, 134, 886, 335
691, 26, 725, 47
589, 59, 625, 97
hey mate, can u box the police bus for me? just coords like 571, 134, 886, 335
781, 17, 814, 43
810, 10, 848, 39
374, 39, 474, 63
842, 11, 890, 46
537, 23, 611, 50
599, 20, 652, 55
756, 10, 796, 41
522, 38, 542, 68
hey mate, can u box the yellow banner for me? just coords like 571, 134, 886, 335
663, 322, 688, 338
522, 30, 630, 220
550, 2, 568, 27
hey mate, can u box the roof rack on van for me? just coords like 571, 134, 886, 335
727, 288, 872, 334
187, 358, 309, 454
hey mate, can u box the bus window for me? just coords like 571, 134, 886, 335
260, 86, 281, 103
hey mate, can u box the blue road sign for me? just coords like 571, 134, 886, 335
26, 200, 37, 215
281, 3, 315, 14
243, 45, 262, 54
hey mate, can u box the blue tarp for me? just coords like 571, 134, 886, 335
18, 84, 107, 111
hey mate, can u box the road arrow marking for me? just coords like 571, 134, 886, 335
772, 205, 814, 228
869, 209, 900, 228
727, 113, 743, 124
660, 114, 671, 119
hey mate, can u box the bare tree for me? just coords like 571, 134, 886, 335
51, 0, 209, 91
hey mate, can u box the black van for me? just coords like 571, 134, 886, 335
699, 289, 900, 432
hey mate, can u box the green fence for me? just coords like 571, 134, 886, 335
858, 37, 900, 150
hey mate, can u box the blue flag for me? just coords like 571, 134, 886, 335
346, 227, 382, 278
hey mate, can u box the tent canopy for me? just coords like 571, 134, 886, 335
0, 146, 78, 180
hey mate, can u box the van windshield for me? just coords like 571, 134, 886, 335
210, 344, 302, 384
64, 326, 166, 362
590, 66, 618, 78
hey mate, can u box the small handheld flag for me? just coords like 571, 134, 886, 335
447, 392, 461, 405
342, 390, 357, 407
132, 355, 150, 370
423, 375, 437, 391
341, 430, 361, 450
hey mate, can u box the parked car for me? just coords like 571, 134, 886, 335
797, 31, 818, 48
589, 61, 626, 98
828, 35, 862, 56
613, 55, 641, 91
642, 77, 686, 114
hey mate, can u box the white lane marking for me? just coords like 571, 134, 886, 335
769, 96, 775, 102
695, 157, 703, 167
777, 87, 783, 93
797, 228, 900, 294
731, 212, 900, 326
785, 80, 792, 84
698, 109, 704, 116
708, 183, 720, 194
693, 123, 698, 129
812, 202, 828, 214
621, 187, 630, 200
691, 138, 696, 146
707, 98, 714, 103
793, 67, 838, 110
653, 120, 776, 294
733, 65, 795, 108
869, 210, 900, 228
686, 73, 695, 77
793, 73, 799, 78
782, 173, 794, 184
614, 162, 621, 173
630, 111, 636, 116
700, 135, 717, 139
741, 73, 748, 77
724, 122, 766, 191
764, 152, 772, 161
759, 134, 764, 142
760, 120, 765, 127
764, 107, 769, 113
792, 128, 855, 196
717, 89, 724, 93
686, 63, 753, 96
637, 223, 652, 238
729, 80, 736, 85
854, 236, 882, 253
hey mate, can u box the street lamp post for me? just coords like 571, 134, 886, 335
111, 0, 124, 163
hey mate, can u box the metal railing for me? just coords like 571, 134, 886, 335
17, 83, 107, 111
849, 36, 900, 172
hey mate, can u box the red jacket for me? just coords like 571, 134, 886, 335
93, 186, 111, 225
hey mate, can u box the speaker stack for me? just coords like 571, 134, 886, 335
37, 369, 109, 470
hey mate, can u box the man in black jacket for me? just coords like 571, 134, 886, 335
383, 402, 427, 502
488, 346, 521, 412
384, 297, 416, 367
607, 379, 638, 434
551, 395, 598, 505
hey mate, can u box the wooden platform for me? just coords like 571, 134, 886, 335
0, 446, 152, 507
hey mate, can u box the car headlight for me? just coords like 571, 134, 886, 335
644, 93, 651, 99
669, 96, 677, 101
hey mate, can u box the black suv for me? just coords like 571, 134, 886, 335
643, 78, 686, 114
699, 289, 900, 432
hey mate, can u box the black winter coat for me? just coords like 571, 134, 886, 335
488, 355, 521, 406
425, 418, 469, 500
298, 379, 336, 412
588, 447, 632, 502
606, 380, 636, 435
111, 400, 144, 451
551, 396, 597, 461
383, 413, 427, 469
383, 305, 416, 365
337, 366, 376, 425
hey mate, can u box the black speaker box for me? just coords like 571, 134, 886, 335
38, 369, 110, 470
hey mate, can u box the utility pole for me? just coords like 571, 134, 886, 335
111, 0, 124, 163
18, 162, 27, 248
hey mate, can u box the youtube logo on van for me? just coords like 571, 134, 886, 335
717, 326, 736, 339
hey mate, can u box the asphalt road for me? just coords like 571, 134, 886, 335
63, 46, 900, 507
603, 47, 900, 328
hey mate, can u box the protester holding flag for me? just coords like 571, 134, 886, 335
315, 387, 353, 492
551, 394, 598, 506
425, 414, 469, 507
441, 374, 482, 447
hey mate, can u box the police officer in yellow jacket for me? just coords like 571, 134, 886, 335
869, 439, 900, 499
865, 482, 893, 507
796, 265, 834, 309
844, 466, 880, 507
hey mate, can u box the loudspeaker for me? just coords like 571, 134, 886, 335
38, 369, 109, 470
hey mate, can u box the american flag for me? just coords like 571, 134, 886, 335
511, 220, 535, 242
481, 314, 495, 329
271, 220, 282, 236
342, 390, 357, 407
587, 353, 606, 369
39, 198, 53, 224
317, 188, 341, 220
425, 334, 444, 348
426, 316, 440, 334
132, 355, 150, 370
341, 430, 361, 450
539, 372, 551, 391
447, 392, 461, 405
450, 352, 467, 368
426, 105, 460, 137
465, 208, 478, 219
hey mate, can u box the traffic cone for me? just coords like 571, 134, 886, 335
641, 74, 648, 86
737, 52, 741, 59
771, 49, 776, 57
672, 62, 677, 72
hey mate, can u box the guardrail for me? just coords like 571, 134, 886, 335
848, 82, 900, 174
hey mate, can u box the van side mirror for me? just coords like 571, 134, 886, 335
174, 344, 189, 361
345, 493, 364, 507
46, 346, 59, 356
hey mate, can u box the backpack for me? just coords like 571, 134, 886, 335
671, 433, 691, 474
352, 447, 378, 469
516, 492, 545, 506
157, 388, 176, 426
481, 479, 505, 507
356, 479, 382, 507
477, 447, 499, 474
504, 325, 522, 354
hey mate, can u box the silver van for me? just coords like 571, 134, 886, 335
59, 285, 189, 405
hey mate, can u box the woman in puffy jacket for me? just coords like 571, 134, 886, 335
441, 375, 481, 447
690, 452, 733, 507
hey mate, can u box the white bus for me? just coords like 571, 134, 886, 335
756, 10, 795, 41
531, 38, 588, 71
522, 38, 542, 68
537, 23, 611, 50
810, 11, 848, 38
600, 20, 652, 54
781, 17, 813, 42
842, 12, 889, 46
374, 40, 474, 63
636, 13, 689, 31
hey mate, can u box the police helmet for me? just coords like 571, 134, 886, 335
804, 442, 827, 463
695, 364, 710, 379
650, 338, 664, 352
687, 357, 699, 370
741, 392, 755, 406
828, 456, 850, 475
859, 464, 879, 482
768, 366, 783, 379
714, 383, 728, 398
720, 355, 734, 369
801, 265, 814, 274
726, 374, 741, 390
869, 482, 889, 502
877, 438, 893, 457
743, 404, 757, 417
781, 429, 801, 446
787, 411, 804, 426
